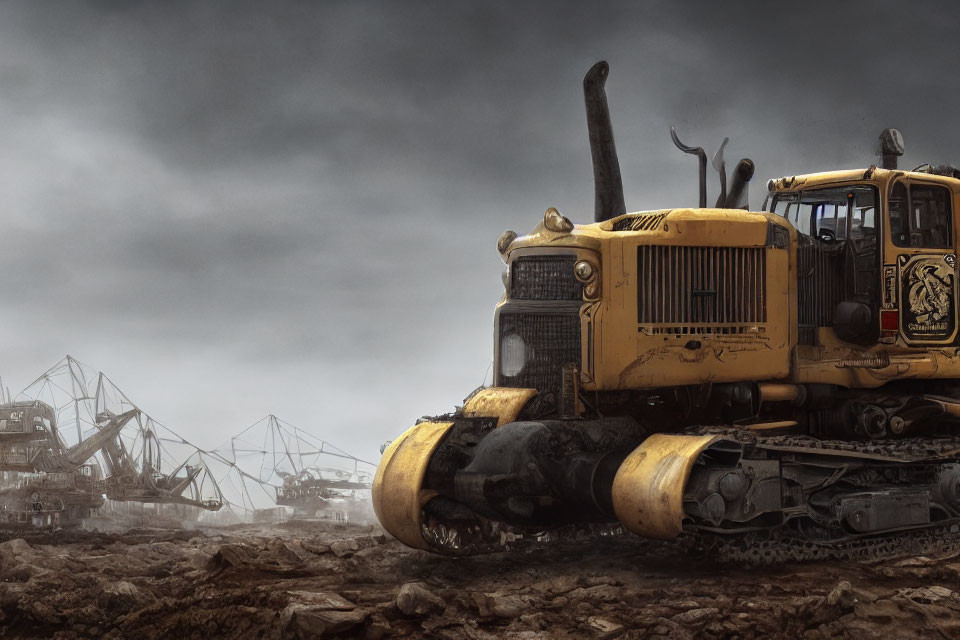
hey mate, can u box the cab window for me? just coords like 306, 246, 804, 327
770, 191, 816, 235
890, 181, 952, 248
770, 192, 798, 227
772, 186, 877, 241
809, 200, 845, 241
850, 191, 876, 240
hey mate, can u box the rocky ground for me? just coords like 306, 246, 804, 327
1, 520, 960, 638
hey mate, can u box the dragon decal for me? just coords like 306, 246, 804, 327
902, 256, 956, 341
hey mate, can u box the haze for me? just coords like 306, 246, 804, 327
0, 1, 954, 460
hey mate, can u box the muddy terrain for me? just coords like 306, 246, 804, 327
0, 520, 959, 639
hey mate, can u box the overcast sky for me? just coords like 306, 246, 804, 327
0, 1, 956, 461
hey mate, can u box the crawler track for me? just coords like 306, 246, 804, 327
419, 425, 960, 562
701, 523, 960, 565
690, 425, 960, 461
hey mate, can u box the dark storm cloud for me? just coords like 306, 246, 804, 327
0, 0, 958, 458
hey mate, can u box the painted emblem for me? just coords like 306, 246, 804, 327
900, 255, 957, 342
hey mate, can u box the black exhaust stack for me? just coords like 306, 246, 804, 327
584, 61, 626, 223
712, 138, 729, 207
672, 128, 755, 210
726, 158, 755, 210
879, 128, 904, 170
670, 127, 707, 208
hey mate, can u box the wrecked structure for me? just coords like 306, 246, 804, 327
1, 356, 225, 528
0, 401, 136, 527
276, 468, 373, 521
0, 398, 219, 528
208, 414, 375, 524
0, 356, 375, 529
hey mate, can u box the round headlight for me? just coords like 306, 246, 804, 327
574, 260, 595, 282
500, 334, 527, 377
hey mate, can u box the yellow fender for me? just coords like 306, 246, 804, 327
462, 387, 537, 426
612, 433, 720, 540
372, 387, 536, 550
372, 420, 454, 550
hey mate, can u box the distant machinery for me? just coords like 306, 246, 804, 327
4, 356, 225, 528
0, 356, 375, 528
210, 414, 375, 523
0, 401, 138, 527
276, 467, 372, 520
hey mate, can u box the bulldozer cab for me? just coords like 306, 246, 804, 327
887, 176, 957, 344
766, 170, 959, 347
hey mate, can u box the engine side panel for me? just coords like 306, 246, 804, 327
594, 210, 793, 389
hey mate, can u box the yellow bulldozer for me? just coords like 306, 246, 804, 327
373, 61, 960, 561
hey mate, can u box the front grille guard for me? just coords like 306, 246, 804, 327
495, 308, 581, 399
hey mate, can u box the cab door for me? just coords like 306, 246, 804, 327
884, 179, 959, 345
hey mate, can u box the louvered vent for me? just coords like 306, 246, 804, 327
637, 246, 767, 334
611, 212, 668, 232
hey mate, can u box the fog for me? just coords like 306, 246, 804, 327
0, 1, 955, 459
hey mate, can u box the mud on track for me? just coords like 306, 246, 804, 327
0, 521, 959, 639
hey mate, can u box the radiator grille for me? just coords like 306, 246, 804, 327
637, 246, 767, 333
796, 236, 846, 345
498, 313, 580, 394
510, 255, 582, 300
612, 212, 668, 232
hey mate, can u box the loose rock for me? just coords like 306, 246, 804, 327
397, 581, 445, 616
673, 607, 719, 627
588, 616, 626, 639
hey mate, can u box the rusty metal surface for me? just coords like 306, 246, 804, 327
372, 420, 454, 550
611, 434, 720, 540
462, 388, 536, 427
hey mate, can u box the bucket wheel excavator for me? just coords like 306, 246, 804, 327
0, 401, 220, 527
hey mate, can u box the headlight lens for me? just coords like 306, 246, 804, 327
500, 334, 527, 377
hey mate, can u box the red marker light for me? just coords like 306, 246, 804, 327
880, 310, 899, 331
